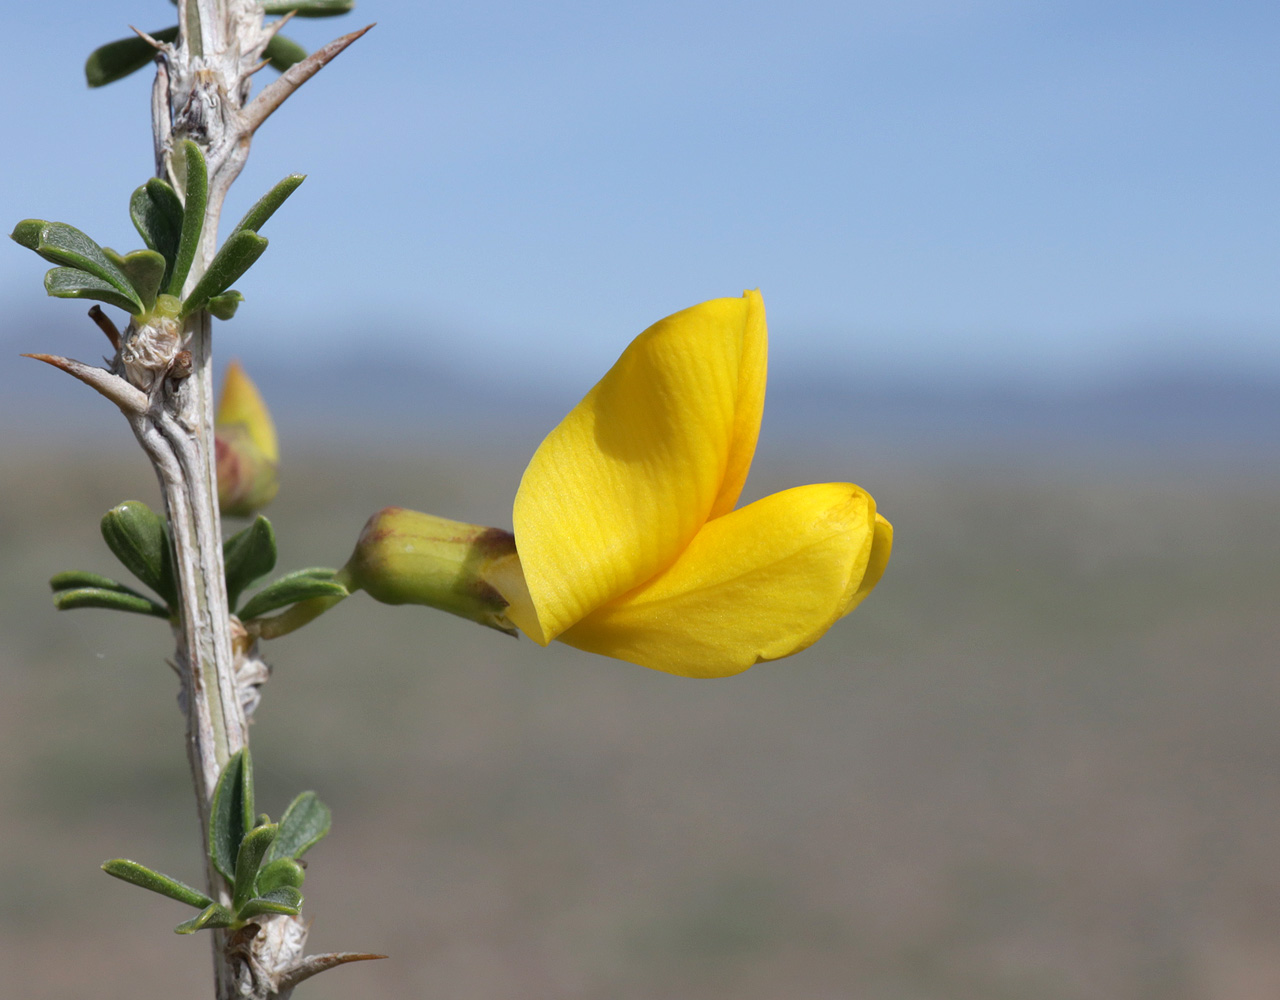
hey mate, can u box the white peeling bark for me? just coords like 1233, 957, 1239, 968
116, 2, 369, 995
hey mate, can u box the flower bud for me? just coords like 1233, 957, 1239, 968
216, 360, 279, 517
342, 507, 518, 635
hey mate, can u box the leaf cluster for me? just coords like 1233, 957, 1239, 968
10, 141, 303, 323
51, 501, 177, 619
103, 749, 331, 934
50, 505, 347, 626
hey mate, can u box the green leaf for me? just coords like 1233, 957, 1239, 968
9, 219, 44, 249
12, 221, 143, 313
102, 859, 213, 908
50, 570, 147, 595
207, 290, 244, 321
224, 516, 278, 611
100, 501, 178, 608
104, 248, 166, 311
53, 587, 171, 619
130, 179, 184, 288
174, 902, 233, 934
238, 569, 348, 622
43, 267, 142, 313
166, 140, 208, 297
235, 886, 303, 921
84, 26, 180, 88
209, 749, 255, 882
267, 790, 331, 863
181, 230, 268, 316
232, 824, 279, 915
232, 175, 305, 238
264, 33, 308, 73
255, 857, 305, 896
263, 0, 354, 16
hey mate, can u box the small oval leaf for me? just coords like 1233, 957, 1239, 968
174, 902, 233, 934
105, 248, 166, 311
208, 290, 244, 321
232, 175, 305, 238
166, 140, 209, 297
14, 221, 143, 312
238, 570, 347, 622
85, 26, 179, 87
130, 179, 184, 288
102, 859, 213, 908
181, 230, 268, 316
53, 587, 171, 618
44, 267, 142, 314
233, 824, 279, 915
100, 501, 177, 607
224, 516, 278, 611
262, 0, 354, 16
209, 749, 255, 882
268, 790, 332, 862
255, 857, 306, 895
50, 570, 143, 594
264, 33, 308, 72
235, 886, 303, 921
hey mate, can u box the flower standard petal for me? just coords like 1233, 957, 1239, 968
514, 292, 764, 642
708, 289, 767, 520
555, 483, 887, 678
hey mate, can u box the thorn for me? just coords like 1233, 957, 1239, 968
22, 353, 148, 417
130, 25, 167, 50
268, 9, 298, 34
247, 58, 272, 77
88, 305, 122, 351
241, 24, 375, 135
275, 953, 386, 993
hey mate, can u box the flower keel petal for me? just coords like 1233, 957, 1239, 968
558, 483, 886, 678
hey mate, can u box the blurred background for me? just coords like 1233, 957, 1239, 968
2, 1, 1278, 998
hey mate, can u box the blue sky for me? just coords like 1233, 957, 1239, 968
2, 0, 1277, 390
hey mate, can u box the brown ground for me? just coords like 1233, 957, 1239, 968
2, 440, 1277, 999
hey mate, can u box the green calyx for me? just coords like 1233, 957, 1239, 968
343, 507, 519, 635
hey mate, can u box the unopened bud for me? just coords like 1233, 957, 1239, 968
216, 360, 279, 517
342, 507, 518, 635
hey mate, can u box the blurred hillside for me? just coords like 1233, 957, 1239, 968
1, 358, 1278, 998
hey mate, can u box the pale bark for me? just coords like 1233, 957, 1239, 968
47, 2, 372, 995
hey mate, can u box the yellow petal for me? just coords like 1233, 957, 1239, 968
708, 289, 767, 519
513, 291, 767, 642
216, 360, 278, 463
843, 513, 892, 615
556, 483, 884, 678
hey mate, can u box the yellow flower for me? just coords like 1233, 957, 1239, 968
488, 290, 892, 678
